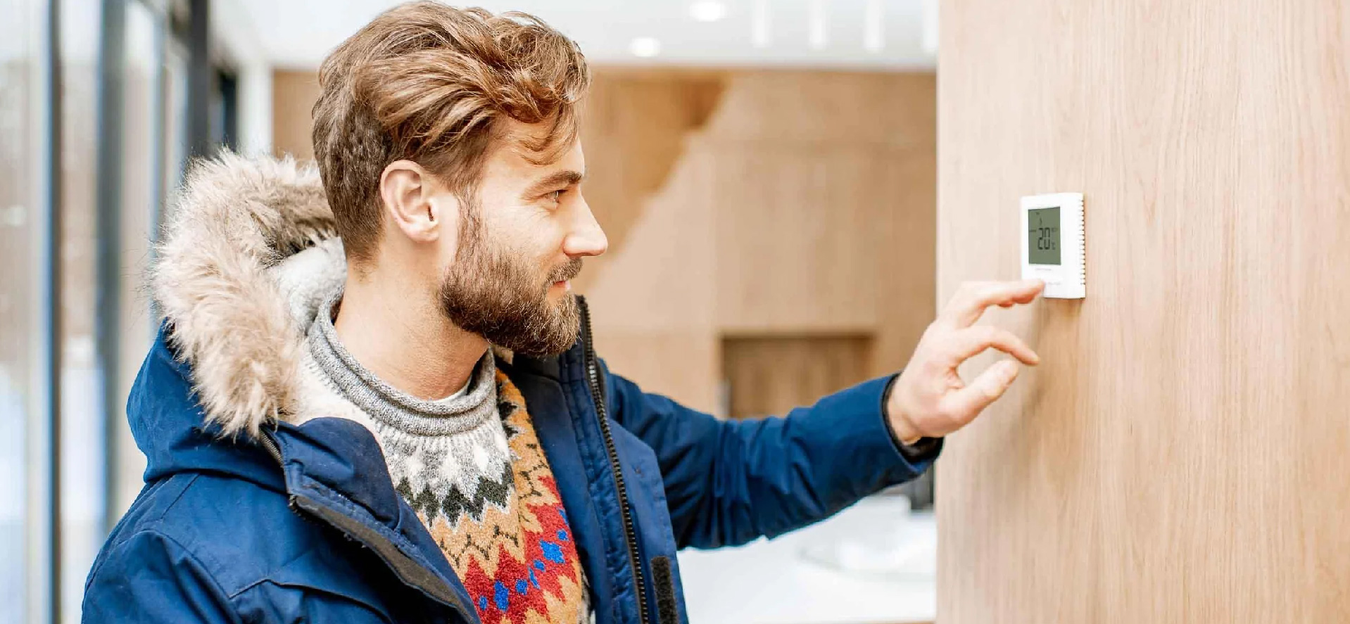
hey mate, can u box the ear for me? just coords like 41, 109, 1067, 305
379, 160, 458, 245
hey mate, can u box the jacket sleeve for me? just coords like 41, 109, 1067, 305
604, 363, 941, 550
83, 531, 238, 624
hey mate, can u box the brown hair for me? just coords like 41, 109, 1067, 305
311, 2, 590, 265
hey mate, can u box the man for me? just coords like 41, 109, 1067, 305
82, 3, 1042, 623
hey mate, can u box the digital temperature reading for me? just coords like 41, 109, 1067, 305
1020, 192, 1084, 299
1027, 207, 1061, 265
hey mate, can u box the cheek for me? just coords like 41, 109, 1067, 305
479, 206, 570, 273
437, 227, 463, 269
481, 227, 550, 283
506, 219, 568, 266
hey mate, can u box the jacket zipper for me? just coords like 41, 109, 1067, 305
258, 433, 305, 516
578, 297, 651, 624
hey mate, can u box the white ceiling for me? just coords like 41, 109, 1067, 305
225, 0, 937, 70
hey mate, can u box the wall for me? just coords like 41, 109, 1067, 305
582, 69, 936, 414
722, 334, 872, 420
271, 69, 319, 160
212, 0, 272, 156
269, 68, 938, 417
935, 1, 1350, 621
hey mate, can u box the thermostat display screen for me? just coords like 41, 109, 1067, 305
1028, 206, 1061, 265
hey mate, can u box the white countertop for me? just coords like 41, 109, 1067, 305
677, 496, 936, 624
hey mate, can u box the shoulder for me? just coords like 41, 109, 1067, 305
90, 472, 400, 620
96, 473, 335, 598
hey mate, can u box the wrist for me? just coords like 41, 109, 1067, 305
891, 414, 923, 446
881, 374, 923, 445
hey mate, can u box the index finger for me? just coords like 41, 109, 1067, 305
941, 279, 1044, 327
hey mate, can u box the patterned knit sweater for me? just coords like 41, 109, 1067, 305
302, 293, 590, 623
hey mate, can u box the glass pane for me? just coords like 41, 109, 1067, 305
0, 0, 39, 621
58, 0, 103, 620
162, 41, 188, 222
112, 0, 157, 516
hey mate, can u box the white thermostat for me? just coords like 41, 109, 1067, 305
1020, 192, 1085, 299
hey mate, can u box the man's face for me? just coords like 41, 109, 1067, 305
436, 123, 607, 356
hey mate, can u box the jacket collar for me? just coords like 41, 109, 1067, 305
130, 319, 481, 618
266, 416, 479, 616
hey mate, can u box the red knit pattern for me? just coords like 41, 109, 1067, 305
415, 372, 586, 624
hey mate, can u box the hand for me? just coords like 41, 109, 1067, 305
886, 280, 1045, 444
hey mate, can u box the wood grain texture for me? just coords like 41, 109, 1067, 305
574, 69, 724, 293
271, 69, 320, 160
935, 1, 1350, 622
709, 72, 935, 347
722, 334, 873, 420
586, 142, 722, 410
583, 70, 936, 413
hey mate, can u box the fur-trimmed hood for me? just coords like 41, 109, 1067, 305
152, 152, 347, 439
152, 153, 521, 443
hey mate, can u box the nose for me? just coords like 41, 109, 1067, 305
562, 194, 608, 258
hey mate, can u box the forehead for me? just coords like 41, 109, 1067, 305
482, 119, 585, 185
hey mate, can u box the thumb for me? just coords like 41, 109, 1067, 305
944, 360, 1020, 425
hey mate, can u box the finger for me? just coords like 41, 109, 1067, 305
941, 360, 1021, 424
942, 280, 1044, 324
948, 326, 1040, 366
942, 280, 1045, 327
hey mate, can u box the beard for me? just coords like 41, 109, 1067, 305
437, 227, 583, 357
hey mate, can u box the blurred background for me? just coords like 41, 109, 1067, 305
2, 0, 940, 622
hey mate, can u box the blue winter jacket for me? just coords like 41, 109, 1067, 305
81, 155, 940, 624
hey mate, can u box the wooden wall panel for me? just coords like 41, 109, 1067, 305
271, 69, 320, 160
722, 334, 873, 420
583, 70, 937, 411
707, 73, 935, 345
593, 331, 720, 414
712, 147, 880, 333
585, 145, 722, 411
574, 70, 723, 292
873, 153, 936, 375
936, 1, 1350, 622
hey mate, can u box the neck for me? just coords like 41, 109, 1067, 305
332, 268, 487, 401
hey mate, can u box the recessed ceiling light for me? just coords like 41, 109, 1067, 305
629, 36, 661, 58
922, 0, 938, 55
751, 0, 770, 47
690, 1, 727, 22
863, 0, 883, 52
807, 0, 827, 50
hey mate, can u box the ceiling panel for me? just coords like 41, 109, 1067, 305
225, 0, 936, 70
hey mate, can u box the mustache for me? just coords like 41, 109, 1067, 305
549, 258, 583, 282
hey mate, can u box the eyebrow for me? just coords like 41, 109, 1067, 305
524, 170, 585, 196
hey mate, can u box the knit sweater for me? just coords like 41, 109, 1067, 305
303, 293, 590, 623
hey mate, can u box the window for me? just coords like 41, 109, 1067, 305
1, 0, 202, 620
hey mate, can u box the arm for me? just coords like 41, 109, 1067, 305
607, 279, 1046, 551
606, 366, 939, 550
